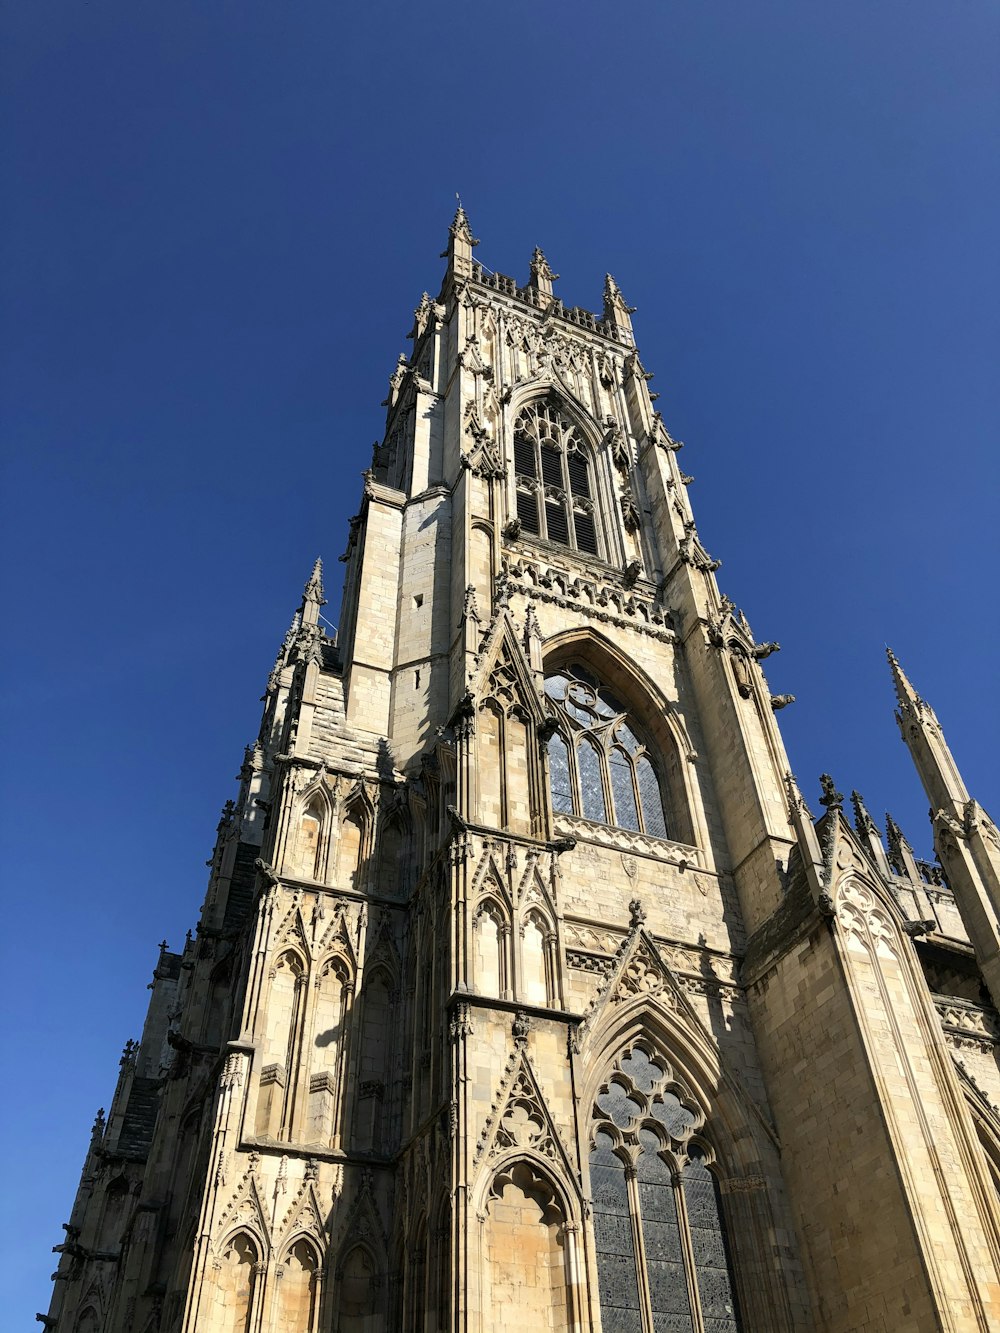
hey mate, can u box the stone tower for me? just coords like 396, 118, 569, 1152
43, 212, 1000, 1333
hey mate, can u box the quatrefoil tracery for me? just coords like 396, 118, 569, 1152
592, 1046, 702, 1160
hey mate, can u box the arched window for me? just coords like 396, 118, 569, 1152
512, 394, 600, 556
590, 1047, 740, 1333
544, 664, 669, 837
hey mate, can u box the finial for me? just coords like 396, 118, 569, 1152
447, 204, 479, 248
529, 247, 558, 287
303, 557, 325, 606
629, 898, 646, 928
818, 774, 844, 813
851, 790, 879, 838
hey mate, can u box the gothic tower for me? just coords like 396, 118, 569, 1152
44, 213, 1000, 1333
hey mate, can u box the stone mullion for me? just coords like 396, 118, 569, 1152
499, 922, 513, 1002
624, 1163, 656, 1333
450, 1006, 472, 1333
331, 982, 354, 1150
244, 883, 280, 1044
280, 972, 307, 1140
673, 1168, 705, 1333
288, 968, 321, 1143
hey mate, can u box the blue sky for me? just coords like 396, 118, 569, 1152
2, 0, 997, 1319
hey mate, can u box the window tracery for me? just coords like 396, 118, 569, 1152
544, 665, 669, 838
590, 1046, 740, 1333
512, 395, 600, 556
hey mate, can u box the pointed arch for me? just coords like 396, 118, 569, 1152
542, 628, 704, 850
473, 895, 510, 1000
275, 1235, 321, 1333
256, 949, 308, 1140
586, 1031, 743, 1333
376, 804, 412, 899
308, 952, 354, 1147
354, 962, 396, 1153
334, 1241, 385, 1333
520, 908, 553, 1008
291, 779, 334, 883
477, 1156, 581, 1333
507, 385, 608, 561
336, 785, 375, 892
212, 1230, 261, 1333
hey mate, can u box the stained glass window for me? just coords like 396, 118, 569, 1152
510, 394, 601, 556
591, 1048, 741, 1333
544, 663, 670, 838
578, 737, 608, 824
547, 731, 574, 815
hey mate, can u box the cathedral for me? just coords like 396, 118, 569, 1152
43, 211, 1000, 1333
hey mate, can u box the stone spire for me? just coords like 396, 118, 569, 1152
887, 648, 969, 814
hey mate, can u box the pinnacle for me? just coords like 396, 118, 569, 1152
305, 556, 324, 595
603, 272, 636, 318
530, 247, 557, 280
449, 204, 479, 246
851, 789, 878, 837
885, 810, 912, 853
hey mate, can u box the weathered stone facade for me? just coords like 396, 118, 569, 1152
43, 212, 1000, 1332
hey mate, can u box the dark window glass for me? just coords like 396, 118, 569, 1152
637, 755, 668, 839
547, 732, 574, 815
516, 489, 539, 534
590, 1133, 643, 1333
510, 396, 601, 556
610, 748, 641, 832
684, 1151, 740, 1332
513, 433, 536, 478
545, 500, 570, 546
578, 738, 607, 823
540, 444, 563, 488
567, 452, 590, 497
638, 1131, 695, 1333
575, 510, 599, 556
544, 663, 674, 839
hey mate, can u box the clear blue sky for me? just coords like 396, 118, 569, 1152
2, 1, 997, 1319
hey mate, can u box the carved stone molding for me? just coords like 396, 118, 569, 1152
553, 814, 701, 868
935, 995, 1000, 1052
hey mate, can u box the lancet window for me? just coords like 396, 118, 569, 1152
544, 665, 669, 838
590, 1047, 740, 1333
512, 394, 600, 556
